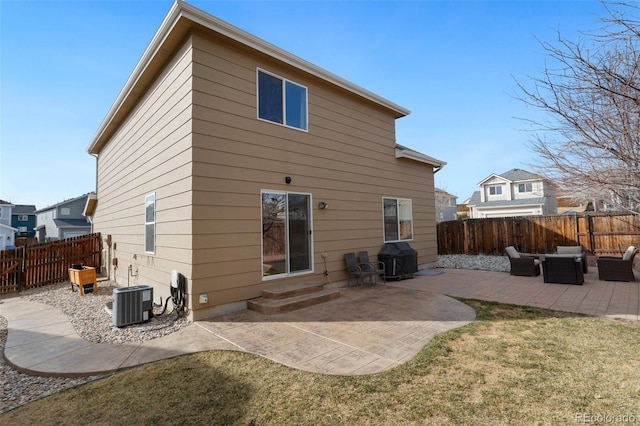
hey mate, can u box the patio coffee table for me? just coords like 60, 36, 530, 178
541, 255, 584, 285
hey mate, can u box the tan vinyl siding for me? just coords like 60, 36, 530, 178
92, 36, 195, 302
91, 24, 438, 320
188, 32, 436, 311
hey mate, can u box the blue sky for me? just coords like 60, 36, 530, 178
1, 0, 608, 209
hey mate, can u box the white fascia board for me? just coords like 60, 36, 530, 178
0, 223, 19, 232
395, 145, 446, 168
477, 174, 512, 187
87, 1, 184, 154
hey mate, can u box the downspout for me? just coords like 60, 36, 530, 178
90, 153, 98, 234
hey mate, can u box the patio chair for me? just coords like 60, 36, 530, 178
505, 246, 540, 277
358, 251, 386, 287
597, 246, 637, 282
344, 252, 374, 287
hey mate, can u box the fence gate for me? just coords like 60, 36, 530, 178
0, 247, 24, 294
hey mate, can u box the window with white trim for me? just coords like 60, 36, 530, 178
145, 193, 155, 254
61, 208, 70, 216
383, 198, 413, 242
489, 185, 503, 196
18, 215, 28, 221
518, 183, 533, 193
257, 69, 308, 131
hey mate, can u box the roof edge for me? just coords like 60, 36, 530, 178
395, 144, 446, 168
88, 0, 410, 154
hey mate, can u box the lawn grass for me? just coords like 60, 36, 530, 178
2, 299, 639, 425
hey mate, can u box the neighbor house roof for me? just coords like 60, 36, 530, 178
12, 205, 36, 215
88, 0, 411, 155
53, 218, 91, 228
0, 199, 14, 206
35, 193, 92, 213
435, 187, 457, 197
477, 168, 543, 186
498, 168, 542, 182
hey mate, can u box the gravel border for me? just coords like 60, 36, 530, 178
436, 254, 510, 273
1, 281, 191, 413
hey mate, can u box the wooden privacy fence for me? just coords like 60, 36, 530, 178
437, 214, 640, 256
0, 233, 102, 294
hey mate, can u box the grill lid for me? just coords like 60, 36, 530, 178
378, 242, 417, 256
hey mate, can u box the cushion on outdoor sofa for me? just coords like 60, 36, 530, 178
557, 246, 583, 255
505, 246, 520, 259
622, 246, 637, 261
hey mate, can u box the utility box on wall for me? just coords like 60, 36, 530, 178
112, 285, 153, 327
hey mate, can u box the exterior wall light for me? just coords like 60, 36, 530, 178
318, 202, 328, 209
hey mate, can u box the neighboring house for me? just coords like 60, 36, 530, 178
85, 1, 446, 321
435, 188, 457, 222
466, 168, 557, 218
11, 205, 37, 238
35, 194, 92, 243
0, 199, 18, 251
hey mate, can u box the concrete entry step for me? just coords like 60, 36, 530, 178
248, 286, 340, 315
259, 281, 326, 300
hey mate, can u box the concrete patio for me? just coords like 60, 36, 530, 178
400, 267, 640, 321
1, 266, 638, 379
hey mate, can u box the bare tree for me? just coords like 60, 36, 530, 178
517, 2, 640, 213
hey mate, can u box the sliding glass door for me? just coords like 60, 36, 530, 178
262, 191, 312, 278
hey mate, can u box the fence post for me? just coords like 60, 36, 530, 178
19, 246, 26, 292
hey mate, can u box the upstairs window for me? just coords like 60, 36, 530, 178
518, 183, 533, 193
383, 198, 413, 242
18, 215, 28, 221
489, 185, 503, 196
257, 69, 308, 131
61, 208, 70, 216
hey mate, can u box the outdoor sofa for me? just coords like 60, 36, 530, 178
542, 255, 584, 285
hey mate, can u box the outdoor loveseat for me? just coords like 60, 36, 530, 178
555, 245, 588, 273
542, 255, 584, 285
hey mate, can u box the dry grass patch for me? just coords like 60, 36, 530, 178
2, 299, 639, 425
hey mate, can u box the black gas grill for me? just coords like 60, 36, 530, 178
378, 242, 418, 280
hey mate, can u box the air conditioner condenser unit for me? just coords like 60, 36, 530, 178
112, 285, 153, 327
